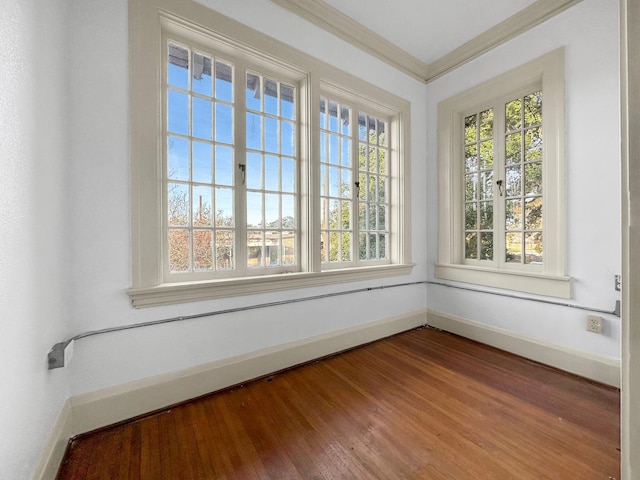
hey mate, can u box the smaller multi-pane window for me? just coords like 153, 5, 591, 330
319, 97, 390, 267
504, 91, 543, 265
166, 43, 235, 274
358, 113, 389, 262
464, 109, 494, 261
245, 72, 297, 269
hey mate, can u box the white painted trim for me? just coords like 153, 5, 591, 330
427, 309, 620, 388
29, 400, 72, 480
269, 0, 582, 83
69, 310, 427, 436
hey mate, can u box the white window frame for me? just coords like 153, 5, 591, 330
127, 0, 412, 307
436, 48, 570, 298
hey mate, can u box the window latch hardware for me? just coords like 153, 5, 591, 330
239, 163, 246, 185
355, 181, 360, 195
496, 179, 504, 196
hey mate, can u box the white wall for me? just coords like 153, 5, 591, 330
65, 0, 428, 396
426, 0, 621, 359
0, 0, 70, 478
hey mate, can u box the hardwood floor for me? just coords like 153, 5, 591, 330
56, 327, 620, 479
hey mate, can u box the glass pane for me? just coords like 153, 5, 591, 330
214, 61, 233, 102
192, 52, 212, 97
282, 158, 294, 193
341, 232, 351, 262
479, 140, 493, 169
505, 166, 522, 197
524, 91, 542, 127
341, 138, 351, 167
341, 106, 350, 136
193, 229, 213, 271
192, 185, 212, 227
378, 148, 387, 174
341, 169, 351, 198
329, 102, 339, 132
168, 183, 189, 226
368, 204, 378, 231
168, 136, 189, 181
282, 194, 295, 229
378, 177, 386, 203
328, 200, 339, 229
265, 193, 280, 228
465, 232, 477, 260
465, 174, 477, 202
480, 232, 493, 260
247, 231, 263, 267
215, 230, 234, 270
524, 196, 543, 229
359, 204, 367, 230
329, 167, 339, 198
214, 145, 233, 186
379, 233, 386, 258
264, 78, 278, 115
281, 84, 295, 120
505, 98, 522, 132
359, 144, 367, 171
214, 103, 232, 144
506, 232, 522, 263
168, 44, 189, 90
192, 142, 212, 184
246, 112, 261, 150
358, 173, 367, 201
265, 231, 280, 266
215, 188, 233, 227
320, 198, 328, 229
464, 114, 477, 144
359, 233, 367, 260
505, 199, 522, 230
246, 152, 262, 190
265, 117, 278, 153
246, 191, 263, 228
329, 135, 339, 165
265, 155, 279, 191
525, 162, 542, 195
281, 121, 294, 157
378, 120, 387, 147
282, 231, 296, 265
378, 205, 386, 230
320, 131, 327, 163
341, 202, 351, 230
168, 229, 190, 272
329, 231, 339, 261
465, 203, 477, 230
465, 145, 477, 172
320, 231, 328, 262
192, 97, 212, 140
369, 148, 377, 173
480, 201, 493, 229
246, 73, 261, 111
167, 90, 189, 135
369, 233, 378, 259
524, 127, 542, 162
368, 175, 377, 202
479, 109, 493, 139
480, 171, 493, 200
505, 132, 522, 165
320, 98, 326, 129
525, 232, 543, 264
358, 113, 367, 141
367, 116, 376, 143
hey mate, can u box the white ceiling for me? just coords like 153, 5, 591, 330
323, 0, 537, 64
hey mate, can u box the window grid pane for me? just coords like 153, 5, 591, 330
246, 72, 298, 269
321, 97, 353, 264
505, 91, 543, 265
166, 42, 236, 274
464, 109, 494, 261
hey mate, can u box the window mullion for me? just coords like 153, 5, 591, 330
234, 62, 248, 276
494, 104, 506, 269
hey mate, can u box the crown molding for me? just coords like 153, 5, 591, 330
270, 0, 583, 83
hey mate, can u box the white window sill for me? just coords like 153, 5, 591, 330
435, 263, 571, 299
127, 263, 415, 308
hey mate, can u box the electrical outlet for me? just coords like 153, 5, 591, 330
586, 315, 603, 333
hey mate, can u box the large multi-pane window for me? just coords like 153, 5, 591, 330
436, 49, 568, 298
128, 9, 411, 306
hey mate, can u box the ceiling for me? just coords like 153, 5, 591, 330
270, 0, 581, 81
323, 0, 537, 65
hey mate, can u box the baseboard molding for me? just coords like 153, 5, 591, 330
427, 309, 620, 387
30, 400, 73, 480
70, 309, 427, 437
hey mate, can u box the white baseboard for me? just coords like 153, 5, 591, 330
30, 400, 73, 480
427, 309, 621, 388
70, 309, 427, 437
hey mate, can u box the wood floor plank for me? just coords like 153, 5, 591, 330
56, 327, 620, 479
